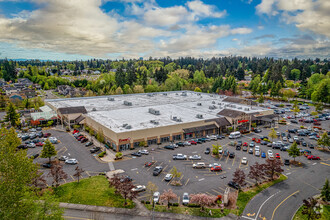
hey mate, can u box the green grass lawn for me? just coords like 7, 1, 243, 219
293, 204, 330, 220
54, 176, 135, 208
145, 204, 230, 218
235, 174, 288, 215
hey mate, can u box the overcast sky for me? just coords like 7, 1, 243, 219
0, 0, 329, 60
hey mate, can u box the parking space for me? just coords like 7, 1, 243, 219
25, 129, 109, 185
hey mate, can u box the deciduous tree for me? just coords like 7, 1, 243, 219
317, 132, 330, 150
73, 166, 84, 183
41, 140, 57, 163
109, 174, 137, 206
301, 197, 321, 220
248, 162, 265, 185
170, 166, 182, 184
145, 181, 158, 202
232, 168, 246, 187
190, 193, 217, 211
287, 141, 301, 161
48, 160, 67, 187
159, 189, 178, 209
268, 128, 277, 143
263, 158, 283, 180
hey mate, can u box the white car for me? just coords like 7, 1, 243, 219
153, 192, 160, 203
241, 157, 248, 165
209, 163, 220, 168
267, 150, 273, 158
49, 137, 58, 144
132, 185, 146, 192
65, 158, 78, 164
255, 150, 260, 157
293, 136, 298, 141
139, 150, 149, 155
183, 141, 191, 146
182, 193, 190, 205
193, 162, 205, 169
164, 174, 173, 181
283, 137, 287, 141
27, 143, 36, 148
189, 155, 201, 160
207, 135, 217, 140
255, 146, 260, 151
289, 138, 294, 143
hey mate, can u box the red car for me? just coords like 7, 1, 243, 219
189, 140, 197, 145
275, 153, 281, 159
211, 166, 222, 172
77, 136, 85, 141
307, 155, 320, 160
73, 129, 79, 134
35, 142, 44, 147
80, 138, 88, 143
144, 161, 155, 167
243, 142, 248, 146
43, 133, 51, 138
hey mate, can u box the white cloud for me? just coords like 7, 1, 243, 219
256, 0, 278, 15
187, 0, 227, 19
144, 6, 188, 26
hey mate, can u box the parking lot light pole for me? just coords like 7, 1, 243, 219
152, 200, 155, 220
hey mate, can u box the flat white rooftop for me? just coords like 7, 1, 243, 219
46, 91, 268, 133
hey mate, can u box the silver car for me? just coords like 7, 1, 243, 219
182, 193, 190, 205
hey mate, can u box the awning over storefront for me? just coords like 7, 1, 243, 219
253, 114, 276, 122
205, 117, 231, 127
183, 124, 218, 133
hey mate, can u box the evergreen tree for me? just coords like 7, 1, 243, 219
320, 179, 330, 201
4, 102, 20, 127
287, 142, 300, 161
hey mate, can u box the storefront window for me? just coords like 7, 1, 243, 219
147, 139, 157, 145
172, 135, 182, 141
119, 143, 130, 151
160, 136, 170, 143
133, 142, 140, 148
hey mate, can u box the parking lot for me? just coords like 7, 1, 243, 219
114, 109, 330, 202
22, 104, 330, 201
25, 129, 109, 185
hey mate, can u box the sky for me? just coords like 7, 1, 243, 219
0, 0, 329, 60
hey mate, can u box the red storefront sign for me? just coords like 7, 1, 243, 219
238, 120, 249, 123
119, 138, 131, 142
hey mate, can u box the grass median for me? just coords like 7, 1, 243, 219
235, 174, 288, 215
54, 175, 135, 208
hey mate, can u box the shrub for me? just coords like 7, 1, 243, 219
145, 201, 150, 204
141, 200, 145, 204
115, 152, 123, 158
98, 151, 106, 158
172, 202, 179, 206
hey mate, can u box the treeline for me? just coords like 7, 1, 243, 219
0, 57, 329, 103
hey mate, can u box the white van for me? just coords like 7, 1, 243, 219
229, 131, 241, 139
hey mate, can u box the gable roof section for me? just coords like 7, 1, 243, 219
223, 97, 257, 106
217, 109, 245, 118
58, 106, 87, 115
205, 117, 231, 126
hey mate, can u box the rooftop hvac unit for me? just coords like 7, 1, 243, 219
92, 108, 96, 111
149, 108, 160, 115
197, 103, 202, 106
125, 125, 132, 129
209, 105, 217, 110
244, 108, 250, 111
238, 107, 242, 109
197, 93, 201, 96
123, 101, 132, 106
210, 95, 213, 97
163, 93, 167, 96
154, 121, 159, 125
122, 123, 128, 128
147, 93, 153, 97
176, 93, 178, 95
181, 92, 187, 96
150, 120, 155, 123
218, 103, 222, 105
196, 114, 203, 119
212, 101, 215, 104
176, 118, 182, 122
108, 97, 114, 101
172, 116, 177, 121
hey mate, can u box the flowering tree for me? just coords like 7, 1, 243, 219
232, 168, 246, 187
248, 162, 265, 185
109, 174, 137, 206
190, 193, 217, 211
264, 158, 283, 180
48, 160, 67, 187
159, 189, 177, 209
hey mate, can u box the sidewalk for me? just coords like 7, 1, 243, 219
59, 201, 238, 220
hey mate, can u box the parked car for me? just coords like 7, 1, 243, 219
211, 166, 222, 171
153, 166, 163, 176
131, 152, 142, 157
255, 150, 260, 157
65, 158, 78, 164
291, 120, 298, 124
254, 129, 262, 133
209, 163, 220, 168
228, 181, 240, 190
144, 161, 155, 167
49, 137, 58, 144
275, 153, 281, 159
42, 163, 52, 168
193, 162, 205, 169
182, 193, 190, 205
120, 175, 132, 182
176, 142, 184, 147
284, 159, 290, 165
188, 140, 197, 145
236, 145, 241, 151
59, 155, 69, 161
17, 144, 28, 150
164, 145, 175, 150
229, 152, 235, 158
80, 138, 88, 143
85, 141, 93, 147
164, 174, 173, 181
173, 154, 187, 160
153, 192, 160, 203
261, 152, 266, 158
183, 141, 191, 146
139, 150, 149, 155
27, 143, 36, 148
90, 147, 101, 153
241, 157, 248, 165
307, 155, 320, 160
37, 132, 43, 138
204, 147, 210, 154
29, 153, 39, 159
132, 185, 146, 192
35, 142, 44, 147
189, 155, 201, 160
223, 149, 229, 156
242, 146, 248, 151
248, 148, 254, 154
43, 133, 51, 138
267, 150, 273, 158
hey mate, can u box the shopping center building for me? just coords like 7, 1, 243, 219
45, 91, 275, 152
